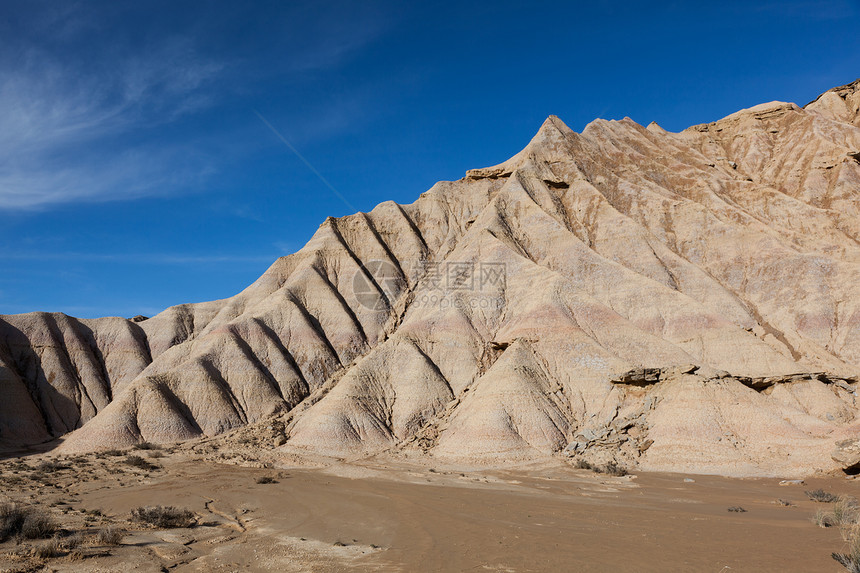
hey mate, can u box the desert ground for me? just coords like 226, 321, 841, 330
1, 443, 858, 573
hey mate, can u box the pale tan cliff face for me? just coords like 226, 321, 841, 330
3, 80, 860, 476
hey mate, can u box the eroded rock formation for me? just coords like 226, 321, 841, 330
3, 80, 860, 476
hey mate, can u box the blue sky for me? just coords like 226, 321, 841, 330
1, 0, 858, 318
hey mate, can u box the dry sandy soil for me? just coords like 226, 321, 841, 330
1, 445, 858, 572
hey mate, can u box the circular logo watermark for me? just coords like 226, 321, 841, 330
352, 259, 401, 311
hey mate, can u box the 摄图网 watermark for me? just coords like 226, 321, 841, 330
352, 260, 506, 311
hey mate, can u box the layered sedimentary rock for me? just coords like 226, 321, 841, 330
2, 80, 860, 476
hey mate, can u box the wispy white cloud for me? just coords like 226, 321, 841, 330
0, 1, 394, 211
0, 35, 224, 209
1, 44, 220, 147
0, 145, 216, 209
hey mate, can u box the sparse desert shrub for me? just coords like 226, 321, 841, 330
21, 511, 57, 539
65, 532, 84, 550
815, 508, 836, 528
834, 534, 860, 572
256, 476, 277, 484
777, 498, 793, 507
27, 469, 46, 481
834, 497, 860, 527
0, 503, 27, 541
102, 449, 123, 457
97, 526, 124, 546
807, 489, 840, 503
133, 442, 161, 451
36, 460, 69, 473
599, 461, 628, 477
31, 536, 63, 559
124, 455, 156, 471
131, 506, 195, 529
572, 459, 628, 475
0, 504, 56, 541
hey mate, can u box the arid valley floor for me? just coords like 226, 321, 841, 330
1, 441, 859, 572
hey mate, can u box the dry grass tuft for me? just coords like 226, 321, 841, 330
809, 494, 860, 571
815, 508, 836, 528
124, 455, 157, 471
97, 526, 124, 546
834, 497, 860, 529
133, 442, 161, 451
834, 534, 860, 572
572, 459, 628, 476
36, 460, 69, 473
812, 496, 860, 532
598, 461, 628, 477
807, 489, 840, 503
21, 511, 57, 540
31, 536, 64, 559
0, 503, 56, 542
572, 459, 593, 470
131, 506, 195, 529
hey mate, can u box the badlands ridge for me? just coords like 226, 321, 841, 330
2, 80, 860, 477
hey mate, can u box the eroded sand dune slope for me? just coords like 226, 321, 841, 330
3, 80, 860, 476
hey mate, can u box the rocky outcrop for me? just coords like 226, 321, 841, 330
832, 438, 860, 474
0, 313, 152, 444
610, 366, 858, 392
3, 80, 860, 477
805, 78, 860, 127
